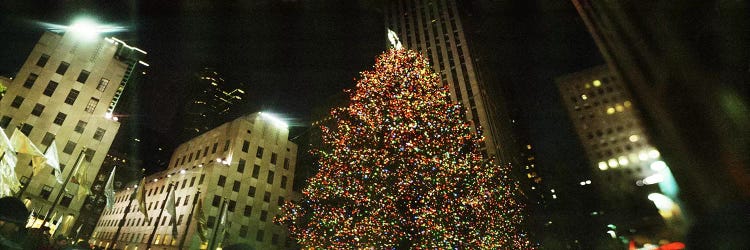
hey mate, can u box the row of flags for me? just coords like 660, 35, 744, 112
0, 128, 93, 199
0, 127, 219, 245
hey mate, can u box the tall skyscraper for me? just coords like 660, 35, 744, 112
179, 68, 247, 141
91, 112, 298, 249
0, 29, 145, 235
570, 1, 749, 227
557, 65, 685, 247
384, 0, 513, 162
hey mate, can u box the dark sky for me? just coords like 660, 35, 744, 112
0, 0, 602, 189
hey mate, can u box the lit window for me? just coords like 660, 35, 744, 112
648, 149, 660, 159
84, 98, 99, 113
598, 161, 608, 170
593, 80, 601, 87
618, 156, 629, 166
629, 135, 640, 142
606, 107, 615, 114
615, 104, 624, 112
608, 159, 619, 168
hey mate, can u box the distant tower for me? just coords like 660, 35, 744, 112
179, 68, 246, 142
91, 112, 298, 249
557, 65, 684, 246
384, 0, 515, 162
0, 26, 145, 236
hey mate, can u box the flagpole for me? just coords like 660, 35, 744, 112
208, 197, 227, 250
43, 148, 86, 230
178, 189, 201, 249
146, 182, 175, 250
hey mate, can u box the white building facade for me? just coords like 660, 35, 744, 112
91, 112, 298, 249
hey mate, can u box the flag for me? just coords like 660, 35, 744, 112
165, 186, 178, 236
0, 128, 20, 196
195, 199, 207, 242
10, 129, 45, 175
104, 166, 116, 210
70, 154, 91, 197
45, 140, 63, 184
135, 177, 150, 222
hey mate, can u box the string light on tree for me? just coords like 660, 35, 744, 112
278, 48, 531, 249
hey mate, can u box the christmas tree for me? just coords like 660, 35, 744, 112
279, 48, 531, 249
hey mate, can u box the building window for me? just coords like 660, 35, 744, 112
60, 193, 74, 207
240, 225, 248, 238
93, 128, 106, 141
232, 181, 240, 192
63, 141, 76, 154
56, 61, 70, 75
212, 142, 218, 153
277, 196, 285, 207
0, 116, 10, 129
206, 215, 215, 228
190, 177, 196, 187
96, 78, 109, 91
263, 192, 271, 203
199, 174, 205, 185
84, 149, 95, 162
270, 153, 277, 165
267, 171, 274, 185
280, 176, 288, 189
260, 210, 268, 221
223, 140, 230, 152
242, 140, 249, 152
40, 185, 53, 199
31, 104, 45, 116
23, 73, 38, 89
252, 165, 260, 178
74, 120, 87, 133
256, 147, 264, 158
217, 175, 226, 187
41, 132, 55, 147
272, 233, 279, 245
212, 195, 221, 207
237, 159, 245, 173
64, 89, 79, 105
256, 230, 264, 242
20, 124, 33, 136
11, 96, 24, 108
228, 200, 236, 212
247, 186, 256, 197
283, 158, 289, 169
84, 98, 99, 113
36, 54, 50, 67
181, 179, 187, 189
77, 70, 90, 83
177, 215, 184, 225
244, 205, 252, 217
53, 112, 67, 125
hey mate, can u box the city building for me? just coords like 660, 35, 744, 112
570, 1, 749, 230
384, 0, 516, 162
90, 112, 298, 249
0, 27, 145, 236
557, 65, 684, 247
178, 68, 247, 142
73, 152, 140, 241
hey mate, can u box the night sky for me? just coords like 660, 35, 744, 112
1, 0, 602, 205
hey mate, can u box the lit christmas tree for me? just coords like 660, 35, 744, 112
279, 48, 531, 249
